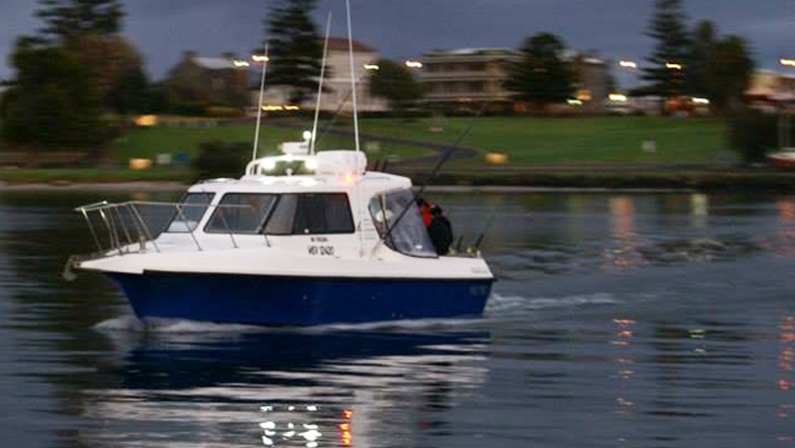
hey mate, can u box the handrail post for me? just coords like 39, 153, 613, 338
98, 209, 121, 255
80, 208, 103, 253
213, 204, 238, 249
112, 205, 134, 250
130, 204, 160, 253
175, 204, 203, 251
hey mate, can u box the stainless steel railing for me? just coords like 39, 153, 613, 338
74, 200, 258, 257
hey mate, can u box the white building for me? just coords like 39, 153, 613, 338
253, 38, 388, 113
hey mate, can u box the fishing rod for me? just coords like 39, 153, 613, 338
472, 209, 498, 252
376, 101, 491, 249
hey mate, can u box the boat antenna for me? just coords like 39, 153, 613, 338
251, 43, 270, 162
310, 13, 332, 155
346, 0, 361, 154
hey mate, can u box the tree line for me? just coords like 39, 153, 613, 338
0, 0, 762, 156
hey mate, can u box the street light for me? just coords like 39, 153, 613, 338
232, 59, 250, 68
781, 58, 795, 67
363, 64, 380, 71
405, 60, 423, 69
665, 62, 683, 70
251, 54, 270, 63
619, 60, 637, 69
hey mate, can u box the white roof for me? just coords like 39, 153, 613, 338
193, 57, 245, 70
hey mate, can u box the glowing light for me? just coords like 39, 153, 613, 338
405, 60, 423, 69
609, 93, 628, 102
303, 130, 313, 141
619, 60, 637, 69
342, 173, 355, 184
692, 97, 710, 105
232, 59, 250, 67
304, 158, 318, 170
285, 105, 300, 111
262, 159, 277, 171
252, 54, 270, 63
567, 98, 583, 106
363, 64, 380, 71
343, 410, 353, 419
338, 423, 350, 431
781, 58, 795, 67
134, 115, 158, 127
665, 62, 683, 70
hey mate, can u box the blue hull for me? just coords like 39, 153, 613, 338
107, 271, 492, 326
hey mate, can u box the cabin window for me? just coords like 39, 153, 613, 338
369, 190, 436, 258
204, 193, 278, 234
166, 193, 215, 233
264, 193, 355, 235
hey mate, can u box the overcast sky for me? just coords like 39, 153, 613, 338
1, 0, 793, 85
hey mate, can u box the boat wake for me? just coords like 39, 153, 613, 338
486, 292, 620, 314
92, 314, 485, 334
93, 316, 266, 334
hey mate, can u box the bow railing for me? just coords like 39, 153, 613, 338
74, 200, 256, 257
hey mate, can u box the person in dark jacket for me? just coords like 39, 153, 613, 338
428, 205, 453, 255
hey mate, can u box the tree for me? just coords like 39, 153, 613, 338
68, 34, 149, 111
505, 33, 574, 107
0, 41, 109, 151
265, 0, 325, 104
369, 59, 424, 112
36, 0, 124, 42
685, 20, 717, 97
706, 36, 754, 112
639, 0, 690, 98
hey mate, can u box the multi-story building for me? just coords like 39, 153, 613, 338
419, 48, 521, 111
746, 69, 795, 108
253, 38, 388, 113
419, 48, 613, 113
568, 52, 613, 114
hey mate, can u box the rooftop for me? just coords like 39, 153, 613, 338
191, 56, 249, 70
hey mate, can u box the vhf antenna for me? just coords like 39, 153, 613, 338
311, 13, 332, 156
251, 43, 270, 161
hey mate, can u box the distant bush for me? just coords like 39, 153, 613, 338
191, 141, 250, 180
727, 109, 791, 163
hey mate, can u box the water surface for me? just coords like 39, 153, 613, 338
1, 188, 794, 447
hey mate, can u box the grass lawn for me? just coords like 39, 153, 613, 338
111, 122, 429, 165
0, 167, 191, 184
346, 116, 732, 166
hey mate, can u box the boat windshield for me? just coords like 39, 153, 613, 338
166, 193, 214, 233
369, 190, 436, 258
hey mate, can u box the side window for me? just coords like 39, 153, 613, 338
205, 194, 277, 234
263, 194, 298, 235
292, 193, 355, 235
166, 193, 214, 233
263, 193, 354, 235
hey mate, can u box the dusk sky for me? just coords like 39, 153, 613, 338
1, 0, 793, 85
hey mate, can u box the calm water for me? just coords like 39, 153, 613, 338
1, 188, 794, 448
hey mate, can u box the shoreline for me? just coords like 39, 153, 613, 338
2, 168, 795, 193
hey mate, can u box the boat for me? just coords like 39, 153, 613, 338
67, 146, 494, 326
65, 1, 493, 326
767, 150, 795, 168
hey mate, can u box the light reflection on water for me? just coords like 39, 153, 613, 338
1, 190, 795, 447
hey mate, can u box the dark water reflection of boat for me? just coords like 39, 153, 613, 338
82, 324, 490, 448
